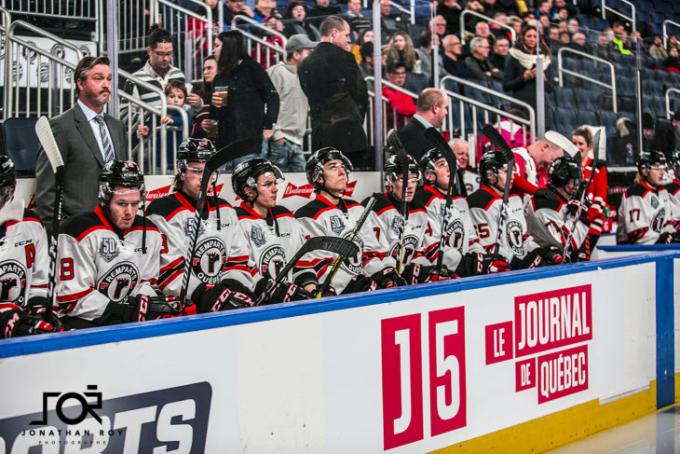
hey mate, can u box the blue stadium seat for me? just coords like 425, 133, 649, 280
617, 76, 636, 96
598, 111, 618, 135
575, 110, 599, 127
574, 88, 597, 110
554, 86, 575, 108
2, 117, 39, 176
554, 107, 577, 132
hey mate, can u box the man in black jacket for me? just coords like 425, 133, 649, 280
299, 16, 369, 166
396, 88, 449, 162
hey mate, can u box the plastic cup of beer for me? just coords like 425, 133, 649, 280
214, 86, 229, 106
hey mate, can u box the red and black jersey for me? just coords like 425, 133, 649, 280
56, 205, 162, 321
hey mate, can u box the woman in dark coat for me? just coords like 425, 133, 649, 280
210, 31, 280, 168
503, 25, 552, 116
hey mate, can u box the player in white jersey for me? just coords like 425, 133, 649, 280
56, 161, 176, 329
526, 154, 605, 262
295, 148, 399, 294
617, 151, 680, 244
468, 151, 562, 269
667, 151, 680, 228
146, 139, 256, 313
414, 149, 508, 278
229, 158, 317, 302
0, 156, 61, 337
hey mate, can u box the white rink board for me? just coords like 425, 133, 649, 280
0, 260, 662, 453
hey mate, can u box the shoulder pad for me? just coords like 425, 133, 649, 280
131, 215, 160, 232
272, 205, 294, 218
295, 199, 327, 219
532, 189, 562, 211
625, 183, 650, 198
235, 206, 252, 219
59, 212, 104, 238
22, 209, 44, 225
146, 194, 183, 218
208, 196, 232, 209
467, 189, 495, 210
369, 192, 393, 214
412, 188, 436, 207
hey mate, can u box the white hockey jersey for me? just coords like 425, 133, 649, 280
365, 192, 432, 269
56, 205, 162, 321
295, 194, 395, 293
232, 203, 318, 289
667, 179, 680, 229
467, 185, 539, 261
617, 181, 675, 244
413, 185, 484, 272
146, 191, 241, 298
525, 188, 590, 251
0, 208, 49, 306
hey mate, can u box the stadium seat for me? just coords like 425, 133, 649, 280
554, 87, 575, 108
2, 117, 39, 177
575, 110, 599, 127
574, 88, 597, 110
617, 77, 636, 96
598, 111, 618, 135
554, 107, 578, 133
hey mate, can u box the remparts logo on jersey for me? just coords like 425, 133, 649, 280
0, 260, 28, 304
192, 238, 226, 284
0, 382, 212, 453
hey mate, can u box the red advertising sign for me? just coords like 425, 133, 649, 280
537, 344, 589, 403
282, 180, 357, 199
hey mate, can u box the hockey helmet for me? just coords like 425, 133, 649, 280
671, 150, 680, 172
385, 153, 421, 184
418, 148, 447, 182
479, 150, 511, 186
636, 151, 667, 174
0, 155, 17, 206
176, 138, 216, 172
548, 153, 582, 187
98, 160, 145, 203
232, 158, 283, 201
305, 147, 353, 191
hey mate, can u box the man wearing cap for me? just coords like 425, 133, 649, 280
266, 34, 316, 172
510, 132, 566, 198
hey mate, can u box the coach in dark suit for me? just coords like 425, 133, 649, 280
397, 88, 449, 162
36, 56, 126, 231
299, 16, 369, 165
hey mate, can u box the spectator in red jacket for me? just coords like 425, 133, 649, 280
383, 63, 417, 129
572, 126, 608, 206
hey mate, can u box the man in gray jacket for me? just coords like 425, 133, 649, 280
266, 34, 316, 171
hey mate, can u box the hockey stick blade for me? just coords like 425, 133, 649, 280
386, 128, 407, 155
208, 136, 261, 173
35, 116, 64, 172
481, 124, 514, 162
423, 127, 459, 174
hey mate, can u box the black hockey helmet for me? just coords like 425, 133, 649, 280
385, 153, 421, 184
0, 155, 17, 206
479, 150, 511, 186
305, 147, 353, 191
548, 153, 582, 187
419, 148, 447, 182
232, 158, 283, 202
98, 160, 145, 204
670, 150, 680, 172
636, 151, 667, 174
176, 138, 216, 172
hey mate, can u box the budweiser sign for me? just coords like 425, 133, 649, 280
282, 181, 358, 199
145, 184, 224, 202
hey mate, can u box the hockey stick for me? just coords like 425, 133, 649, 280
385, 130, 411, 273
258, 235, 359, 304
35, 116, 65, 318
480, 124, 516, 255
563, 129, 601, 259
423, 127, 459, 274
178, 136, 260, 303
315, 196, 376, 298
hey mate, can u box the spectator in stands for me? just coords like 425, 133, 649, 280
284, 1, 321, 41
129, 25, 187, 107
359, 42, 374, 78
474, 20, 495, 45
36, 56, 127, 231
221, 0, 255, 25
351, 29, 373, 63
437, 0, 463, 36
567, 17, 580, 35
442, 34, 473, 78
555, 8, 569, 23
452, 138, 470, 169
431, 15, 448, 41
649, 35, 668, 61
547, 25, 560, 48
490, 12, 511, 40
672, 112, 680, 151
416, 30, 439, 81
396, 88, 449, 161
210, 31, 280, 168
535, 0, 554, 19
504, 25, 551, 113
380, 0, 409, 41
594, 31, 613, 60
254, 0, 278, 23
507, 15, 523, 37
539, 15, 551, 33
642, 112, 656, 152
481, 0, 499, 18
572, 127, 608, 206
570, 32, 591, 54
299, 16, 369, 166
384, 63, 417, 128
190, 57, 218, 139
309, 0, 342, 27
345, 0, 372, 39
490, 36, 510, 78
611, 21, 633, 56
558, 31, 570, 47
612, 117, 637, 166
669, 35, 680, 50
554, 0, 578, 18
464, 37, 502, 81
665, 47, 680, 73
463, 0, 486, 31
496, 0, 519, 15
266, 35, 315, 172
386, 31, 419, 73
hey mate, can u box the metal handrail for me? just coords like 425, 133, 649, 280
365, 76, 418, 141
459, 10, 516, 45
232, 15, 287, 61
361, 0, 415, 24
663, 20, 680, 49
557, 47, 617, 113
4, 20, 84, 119
665, 88, 680, 119
440, 74, 536, 143
232, 15, 288, 44
600, 0, 636, 33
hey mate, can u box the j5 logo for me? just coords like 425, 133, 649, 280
381, 307, 467, 450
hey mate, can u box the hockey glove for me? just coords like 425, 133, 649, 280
192, 279, 256, 313
370, 267, 407, 289
254, 278, 311, 305
98, 295, 151, 325
402, 264, 453, 283
0, 303, 24, 338
342, 274, 378, 294
657, 231, 680, 244
454, 252, 509, 277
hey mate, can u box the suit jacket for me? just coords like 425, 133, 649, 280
298, 42, 368, 155
397, 117, 431, 162
35, 103, 127, 232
